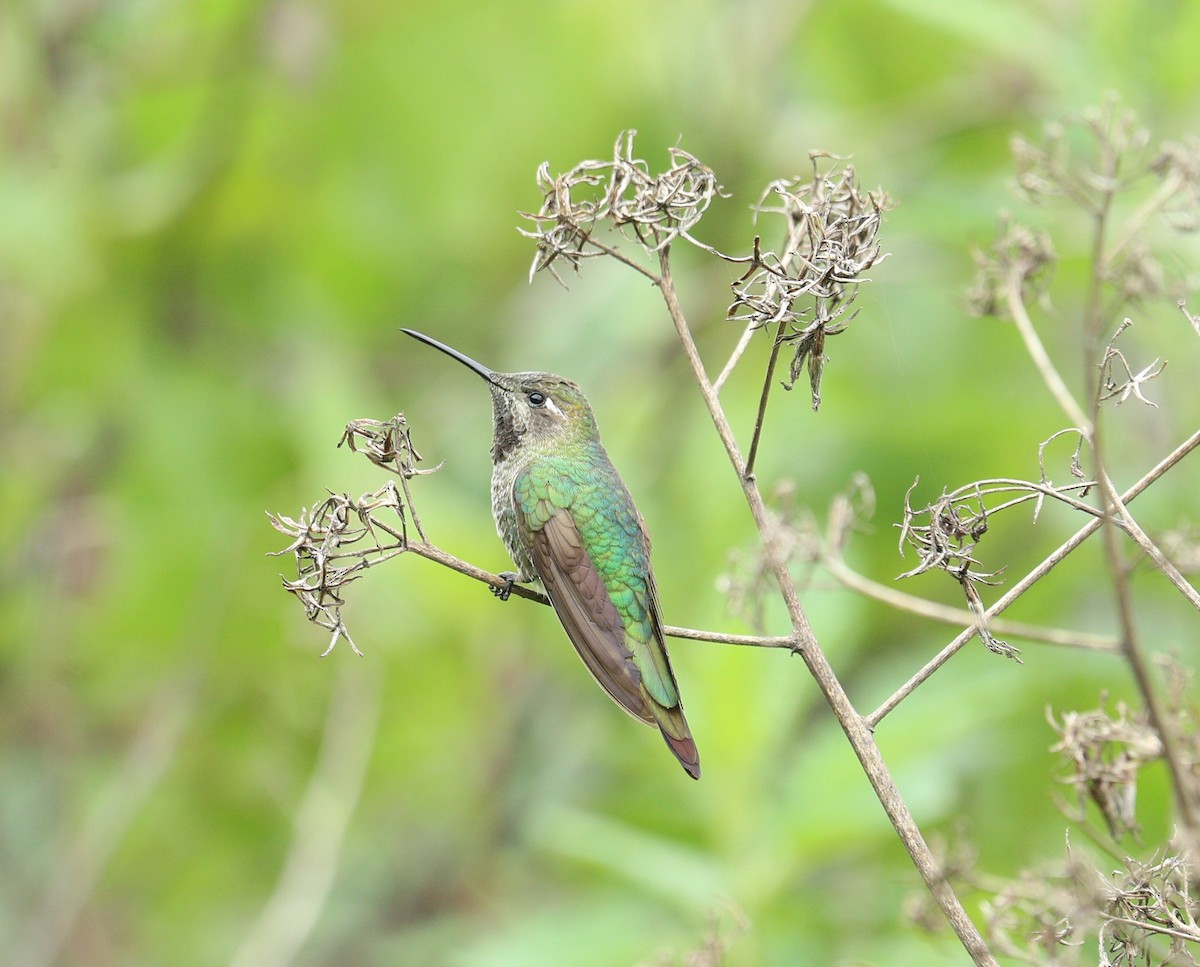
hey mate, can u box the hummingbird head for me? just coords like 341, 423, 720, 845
401, 329, 599, 462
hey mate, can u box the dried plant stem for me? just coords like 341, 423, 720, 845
1005, 255, 1200, 839
1106, 916, 1200, 945
1004, 275, 1200, 612
410, 541, 792, 647
408, 541, 551, 604
1103, 166, 1185, 270
822, 556, 1117, 651
666, 626, 794, 649
655, 247, 1000, 967
1004, 274, 1090, 431
397, 468, 429, 542
1080, 152, 1200, 837
576, 231, 662, 284
1096, 469, 1199, 838
866, 426, 1200, 729
744, 324, 785, 478
1095, 471, 1200, 612
714, 320, 759, 394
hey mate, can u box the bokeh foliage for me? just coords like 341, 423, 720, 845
3, 1, 1200, 965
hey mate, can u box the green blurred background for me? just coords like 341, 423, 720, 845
4, 1, 1200, 964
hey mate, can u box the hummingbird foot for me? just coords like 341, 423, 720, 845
493, 571, 521, 602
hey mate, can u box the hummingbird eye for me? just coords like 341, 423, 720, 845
527, 391, 547, 407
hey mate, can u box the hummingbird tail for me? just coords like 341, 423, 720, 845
649, 700, 701, 780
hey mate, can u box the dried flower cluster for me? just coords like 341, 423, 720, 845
1098, 852, 1200, 966
895, 474, 1097, 660
268, 415, 433, 655
1010, 107, 1151, 207
982, 845, 1097, 967
1049, 700, 1162, 839
983, 845, 1200, 967
973, 669, 1200, 966
1150, 137, 1200, 232
519, 130, 722, 282
337, 414, 431, 483
897, 480, 1015, 659
971, 100, 1200, 321
520, 134, 890, 411
268, 485, 407, 656
1098, 319, 1167, 408
920, 815, 1200, 966
718, 480, 814, 631
729, 155, 890, 408
966, 214, 1056, 317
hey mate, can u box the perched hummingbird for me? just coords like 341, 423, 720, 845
402, 329, 700, 779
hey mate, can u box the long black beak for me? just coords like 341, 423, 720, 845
400, 329, 497, 385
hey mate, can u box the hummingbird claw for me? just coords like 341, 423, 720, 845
493, 571, 519, 601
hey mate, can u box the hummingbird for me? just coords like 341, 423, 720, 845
402, 329, 700, 779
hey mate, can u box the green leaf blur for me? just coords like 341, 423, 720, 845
4, 1, 1199, 964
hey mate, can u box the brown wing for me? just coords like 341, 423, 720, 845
528, 510, 654, 724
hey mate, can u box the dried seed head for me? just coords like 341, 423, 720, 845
1049, 700, 1161, 840
966, 214, 1056, 318
519, 130, 725, 282
1152, 137, 1200, 232
269, 413, 439, 656
1097, 320, 1166, 408
728, 155, 891, 409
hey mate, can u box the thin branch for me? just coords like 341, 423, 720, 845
1096, 471, 1200, 613
1181, 299, 1200, 337
822, 556, 1117, 652
1102, 167, 1186, 269
577, 232, 663, 284
1094, 467, 1199, 837
1004, 273, 1091, 431
1082, 141, 1200, 837
407, 541, 550, 605
397, 467, 428, 543
1104, 915, 1200, 945
656, 246, 1000, 967
713, 319, 759, 394
665, 625, 793, 648
411, 541, 791, 647
744, 323, 785, 479
657, 250, 753, 475
866, 427, 1200, 729
1080, 141, 1115, 409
